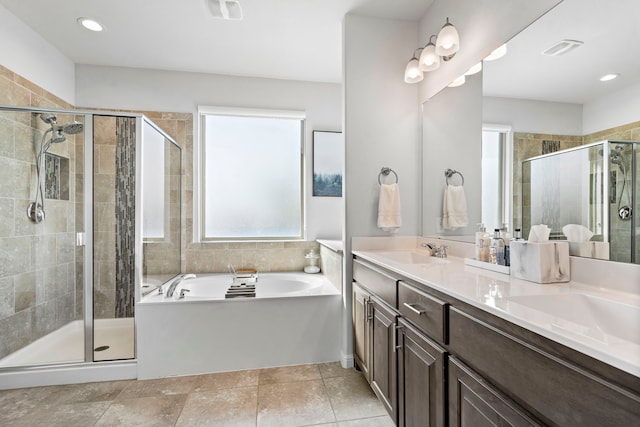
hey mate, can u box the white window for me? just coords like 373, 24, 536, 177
197, 107, 305, 241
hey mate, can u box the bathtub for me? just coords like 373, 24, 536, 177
143, 272, 339, 300
136, 272, 341, 379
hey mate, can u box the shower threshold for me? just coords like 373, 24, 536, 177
0, 318, 135, 368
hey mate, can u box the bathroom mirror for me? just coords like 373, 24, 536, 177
481, 0, 640, 264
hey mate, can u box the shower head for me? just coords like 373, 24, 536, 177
40, 113, 57, 125
50, 129, 66, 144
611, 154, 623, 165
61, 121, 83, 134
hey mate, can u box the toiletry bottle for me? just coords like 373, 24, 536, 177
490, 229, 505, 265
500, 224, 511, 266
475, 223, 489, 261
514, 228, 523, 241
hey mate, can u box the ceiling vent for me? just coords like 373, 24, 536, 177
542, 39, 584, 56
207, 0, 243, 20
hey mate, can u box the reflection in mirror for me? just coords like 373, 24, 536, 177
483, 0, 640, 264
141, 120, 182, 295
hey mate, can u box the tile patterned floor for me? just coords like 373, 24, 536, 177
0, 363, 395, 427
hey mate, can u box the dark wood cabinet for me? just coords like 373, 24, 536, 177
397, 317, 446, 427
448, 357, 542, 427
370, 295, 397, 421
449, 306, 640, 427
352, 282, 371, 382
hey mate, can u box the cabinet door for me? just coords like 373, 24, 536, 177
397, 318, 446, 427
352, 281, 370, 381
449, 357, 542, 427
370, 295, 397, 422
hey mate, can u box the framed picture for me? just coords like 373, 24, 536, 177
312, 130, 343, 197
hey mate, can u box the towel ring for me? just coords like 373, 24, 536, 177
444, 168, 464, 186
378, 167, 398, 185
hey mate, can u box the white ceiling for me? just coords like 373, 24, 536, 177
0, 0, 432, 83
483, 0, 640, 104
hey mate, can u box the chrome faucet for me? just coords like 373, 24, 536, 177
166, 274, 196, 297
421, 243, 448, 258
421, 243, 437, 255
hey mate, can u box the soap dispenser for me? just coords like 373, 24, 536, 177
475, 223, 489, 262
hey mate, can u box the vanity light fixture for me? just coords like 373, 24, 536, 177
404, 17, 461, 83
484, 44, 507, 61
77, 17, 104, 32
404, 49, 424, 83
464, 62, 482, 76
419, 35, 441, 72
435, 18, 460, 60
600, 73, 619, 82
448, 75, 465, 88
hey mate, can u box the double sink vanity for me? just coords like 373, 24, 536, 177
351, 237, 639, 426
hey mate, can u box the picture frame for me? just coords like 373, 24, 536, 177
312, 130, 343, 197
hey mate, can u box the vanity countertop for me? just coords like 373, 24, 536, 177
352, 248, 640, 377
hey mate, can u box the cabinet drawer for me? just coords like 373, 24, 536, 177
398, 281, 447, 344
353, 259, 397, 307
449, 307, 640, 426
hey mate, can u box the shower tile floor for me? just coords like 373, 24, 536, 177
0, 362, 394, 427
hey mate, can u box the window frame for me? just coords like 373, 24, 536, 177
195, 106, 306, 242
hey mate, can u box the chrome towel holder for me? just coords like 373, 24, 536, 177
378, 167, 399, 185
444, 168, 464, 186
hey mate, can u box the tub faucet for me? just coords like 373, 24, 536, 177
166, 274, 196, 297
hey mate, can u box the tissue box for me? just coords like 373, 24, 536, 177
568, 241, 609, 260
510, 241, 570, 284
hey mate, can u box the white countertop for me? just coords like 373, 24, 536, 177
352, 248, 640, 377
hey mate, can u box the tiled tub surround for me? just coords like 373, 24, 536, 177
352, 236, 640, 377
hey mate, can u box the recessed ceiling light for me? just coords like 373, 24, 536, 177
600, 74, 619, 82
77, 17, 104, 32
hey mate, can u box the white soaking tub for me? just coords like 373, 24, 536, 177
136, 272, 341, 379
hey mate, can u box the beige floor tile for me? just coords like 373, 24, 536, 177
117, 375, 199, 399
39, 380, 132, 405
257, 380, 335, 427
338, 416, 395, 427
0, 386, 59, 424
193, 368, 260, 392
259, 364, 322, 385
95, 394, 186, 427
176, 386, 258, 427
324, 375, 388, 421
318, 362, 363, 380
11, 401, 111, 427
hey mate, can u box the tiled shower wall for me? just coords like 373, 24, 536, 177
0, 65, 79, 359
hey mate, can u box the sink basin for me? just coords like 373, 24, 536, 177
507, 293, 640, 345
372, 251, 450, 265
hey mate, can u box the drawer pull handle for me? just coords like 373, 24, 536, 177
403, 302, 426, 315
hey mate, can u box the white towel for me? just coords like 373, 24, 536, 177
378, 183, 402, 232
442, 185, 468, 230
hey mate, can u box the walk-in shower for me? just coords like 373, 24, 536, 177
522, 140, 638, 264
27, 113, 84, 223
0, 106, 181, 389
